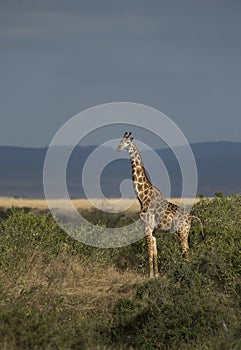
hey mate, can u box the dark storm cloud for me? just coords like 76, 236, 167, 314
1, 0, 241, 146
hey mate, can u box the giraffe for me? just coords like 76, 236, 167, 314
117, 132, 204, 278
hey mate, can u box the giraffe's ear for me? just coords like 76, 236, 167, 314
124, 132, 128, 137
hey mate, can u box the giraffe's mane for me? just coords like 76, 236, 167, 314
132, 142, 152, 186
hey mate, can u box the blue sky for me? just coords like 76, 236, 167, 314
1, 0, 241, 147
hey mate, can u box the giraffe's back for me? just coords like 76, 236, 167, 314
145, 188, 190, 232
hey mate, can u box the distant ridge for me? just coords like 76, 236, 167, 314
0, 142, 240, 198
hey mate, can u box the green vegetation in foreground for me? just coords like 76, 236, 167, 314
0, 194, 241, 349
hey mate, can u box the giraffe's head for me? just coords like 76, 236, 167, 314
117, 132, 133, 151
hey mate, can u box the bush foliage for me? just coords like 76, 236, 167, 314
0, 194, 240, 349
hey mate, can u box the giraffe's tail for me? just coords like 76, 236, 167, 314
190, 215, 205, 240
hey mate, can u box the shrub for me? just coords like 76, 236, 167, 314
111, 264, 240, 349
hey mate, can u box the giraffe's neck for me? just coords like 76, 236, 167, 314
128, 143, 152, 207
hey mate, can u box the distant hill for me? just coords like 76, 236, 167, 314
0, 142, 240, 198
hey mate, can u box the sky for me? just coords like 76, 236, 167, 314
1, 0, 241, 148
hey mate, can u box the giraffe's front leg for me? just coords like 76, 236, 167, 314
141, 212, 157, 278
152, 236, 159, 277
145, 233, 154, 278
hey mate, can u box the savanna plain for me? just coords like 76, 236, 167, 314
0, 194, 241, 349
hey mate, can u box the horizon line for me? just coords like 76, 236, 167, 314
0, 140, 241, 150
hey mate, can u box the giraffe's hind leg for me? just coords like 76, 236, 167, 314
175, 227, 190, 261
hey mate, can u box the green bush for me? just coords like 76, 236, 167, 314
0, 285, 89, 350
0, 209, 69, 272
192, 194, 241, 277
79, 208, 139, 228
111, 276, 237, 349
111, 254, 241, 349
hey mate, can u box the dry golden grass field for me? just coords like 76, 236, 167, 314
0, 196, 200, 212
